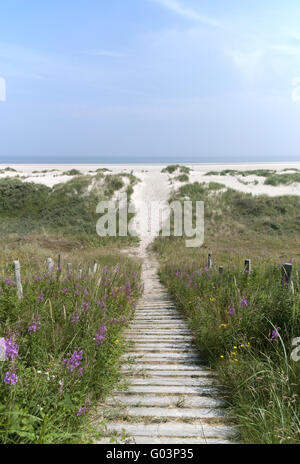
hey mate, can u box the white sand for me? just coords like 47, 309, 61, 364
1, 162, 300, 252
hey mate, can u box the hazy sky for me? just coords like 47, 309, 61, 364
1, 0, 300, 163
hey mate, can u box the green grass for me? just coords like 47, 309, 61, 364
0, 174, 139, 247
264, 173, 300, 186
153, 180, 300, 443
161, 165, 191, 175
0, 249, 141, 444
159, 260, 300, 443
205, 169, 275, 177
175, 174, 189, 182
62, 169, 82, 176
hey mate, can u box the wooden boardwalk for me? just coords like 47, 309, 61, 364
95, 255, 237, 444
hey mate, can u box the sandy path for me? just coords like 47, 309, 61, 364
129, 170, 172, 256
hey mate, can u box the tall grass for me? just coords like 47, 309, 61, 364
0, 174, 139, 246
0, 252, 142, 443
159, 260, 300, 443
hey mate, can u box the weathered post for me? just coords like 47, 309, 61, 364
47, 258, 54, 273
93, 260, 98, 274
219, 266, 224, 274
208, 253, 212, 269
67, 263, 72, 274
282, 263, 292, 288
58, 254, 61, 270
79, 269, 83, 279
13, 260, 23, 299
245, 259, 251, 274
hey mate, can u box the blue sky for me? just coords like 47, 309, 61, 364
1, 0, 300, 163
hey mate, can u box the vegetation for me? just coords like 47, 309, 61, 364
264, 173, 300, 186
205, 169, 275, 177
0, 248, 141, 444
62, 169, 82, 176
175, 174, 189, 183
204, 169, 300, 186
153, 180, 300, 443
159, 258, 300, 443
161, 165, 191, 175
0, 174, 138, 246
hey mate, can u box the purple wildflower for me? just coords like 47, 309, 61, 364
37, 293, 44, 303
241, 298, 248, 307
228, 307, 236, 316
64, 350, 83, 373
5, 337, 18, 360
271, 329, 279, 340
81, 301, 90, 310
4, 371, 18, 386
62, 288, 69, 294
5, 278, 12, 285
28, 322, 41, 333
95, 325, 107, 345
70, 314, 80, 324
76, 407, 86, 417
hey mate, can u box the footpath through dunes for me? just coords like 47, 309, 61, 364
95, 255, 237, 444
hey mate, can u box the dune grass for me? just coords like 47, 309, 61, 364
175, 174, 189, 183
0, 174, 139, 247
264, 173, 300, 186
205, 169, 275, 177
0, 245, 142, 444
161, 165, 191, 175
153, 181, 300, 443
158, 260, 300, 443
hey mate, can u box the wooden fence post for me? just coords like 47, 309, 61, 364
93, 260, 98, 274
47, 258, 54, 273
282, 263, 292, 287
245, 259, 251, 274
79, 269, 83, 279
13, 260, 23, 300
67, 263, 72, 273
58, 254, 61, 270
208, 253, 212, 269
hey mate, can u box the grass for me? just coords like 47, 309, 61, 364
62, 169, 82, 176
153, 180, 300, 444
161, 165, 191, 175
158, 260, 300, 443
264, 173, 300, 186
0, 173, 139, 247
204, 169, 300, 186
0, 246, 142, 444
175, 174, 189, 183
205, 169, 275, 177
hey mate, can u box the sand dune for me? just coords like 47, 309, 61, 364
1, 162, 300, 253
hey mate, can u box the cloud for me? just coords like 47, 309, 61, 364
292, 77, 300, 102
228, 49, 264, 82
0, 77, 6, 101
83, 49, 126, 58
152, 0, 221, 27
